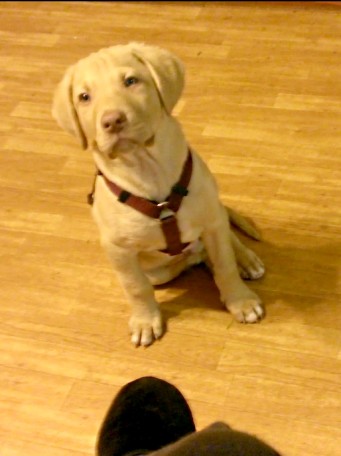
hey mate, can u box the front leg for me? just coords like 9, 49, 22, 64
102, 241, 163, 346
202, 205, 264, 323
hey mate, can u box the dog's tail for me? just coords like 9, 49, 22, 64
227, 207, 262, 241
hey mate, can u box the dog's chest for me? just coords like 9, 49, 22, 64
92, 179, 202, 252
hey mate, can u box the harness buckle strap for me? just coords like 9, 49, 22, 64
160, 215, 187, 256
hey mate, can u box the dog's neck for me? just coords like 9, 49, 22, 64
92, 115, 189, 202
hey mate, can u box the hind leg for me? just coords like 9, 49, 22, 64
230, 231, 265, 280
146, 242, 207, 286
146, 234, 264, 285
146, 258, 191, 285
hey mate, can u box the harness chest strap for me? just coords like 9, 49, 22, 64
88, 150, 193, 256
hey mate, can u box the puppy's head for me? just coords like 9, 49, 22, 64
52, 43, 185, 156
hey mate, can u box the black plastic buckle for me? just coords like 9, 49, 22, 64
172, 183, 188, 197
118, 190, 131, 203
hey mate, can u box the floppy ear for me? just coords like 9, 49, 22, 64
130, 43, 185, 114
52, 65, 87, 150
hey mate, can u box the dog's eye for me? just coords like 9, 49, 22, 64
78, 92, 91, 102
123, 76, 139, 88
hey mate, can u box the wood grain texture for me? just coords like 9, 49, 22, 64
0, 1, 340, 455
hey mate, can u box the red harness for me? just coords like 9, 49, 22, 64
88, 151, 193, 256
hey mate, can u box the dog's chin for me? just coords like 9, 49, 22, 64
109, 138, 136, 158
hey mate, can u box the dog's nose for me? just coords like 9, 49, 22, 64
101, 111, 127, 133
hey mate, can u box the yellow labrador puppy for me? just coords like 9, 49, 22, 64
52, 43, 265, 346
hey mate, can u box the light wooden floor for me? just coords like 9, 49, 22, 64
0, 1, 341, 455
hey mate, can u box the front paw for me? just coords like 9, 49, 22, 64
129, 309, 163, 347
225, 289, 264, 323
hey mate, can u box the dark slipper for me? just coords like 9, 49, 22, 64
97, 376, 196, 456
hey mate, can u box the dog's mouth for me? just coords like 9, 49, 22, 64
94, 135, 134, 156
95, 133, 155, 159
